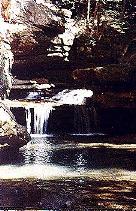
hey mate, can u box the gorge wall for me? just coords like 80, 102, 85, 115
0, 0, 136, 148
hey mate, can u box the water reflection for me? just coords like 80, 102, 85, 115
23, 138, 53, 165
76, 152, 87, 171
1, 136, 136, 209
1, 136, 136, 180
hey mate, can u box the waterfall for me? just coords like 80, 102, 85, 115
74, 106, 91, 134
26, 107, 32, 134
73, 105, 99, 135
26, 104, 53, 134
25, 89, 94, 135
34, 104, 53, 134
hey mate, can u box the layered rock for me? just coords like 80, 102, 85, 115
0, 0, 67, 80
91, 91, 136, 109
74, 64, 136, 134
73, 65, 136, 86
0, 0, 87, 83
0, 0, 68, 149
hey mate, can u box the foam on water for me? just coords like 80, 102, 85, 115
0, 164, 79, 180
0, 164, 136, 182
52, 89, 93, 105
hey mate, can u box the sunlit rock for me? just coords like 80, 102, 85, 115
0, 0, 85, 81
0, 0, 63, 30
0, 37, 14, 99
0, 0, 65, 73
0, 102, 30, 149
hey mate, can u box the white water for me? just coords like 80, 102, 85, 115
26, 104, 53, 134
52, 89, 93, 105
25, 89, 93, 134
1, 164, 136, 182
26, 91, 44, 100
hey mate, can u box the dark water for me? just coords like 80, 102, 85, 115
1, 135, 136, 210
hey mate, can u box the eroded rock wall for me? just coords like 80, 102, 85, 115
0, 39, 14, 99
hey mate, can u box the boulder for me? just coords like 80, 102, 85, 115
0, 1, 85, 81
8, 0, 64, 59
1, 0, 64, 33
0, 102, 30, 149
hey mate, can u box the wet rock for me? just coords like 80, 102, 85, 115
91, 91, 136, 109
82, 90, 136, 135
73, 64, 136, 87
0, 102, 30, 149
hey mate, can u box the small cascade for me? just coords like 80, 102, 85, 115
26, 107, 32, 134
34, 104, 53, 134
26, 104, 53, 134
73, 105, 99, 135
26, 91, 45, 100
52, 89, 93, 105
74, 106, 91, 134
24, 89, 94, 135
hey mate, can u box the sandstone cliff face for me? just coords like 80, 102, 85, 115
0, 0, 86, 83
0, 0, 136, 143
0, 0, 68, 148
0, 0, 66, 77
73, 65, 136, 86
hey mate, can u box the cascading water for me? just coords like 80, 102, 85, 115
26, 104, 53, 134
52, 89, 93, 105
52, 89, 94, 134
74, 106, 91, 134
26, 107, 32, 134
73, 105, 99, 135
25, 89, 94, 135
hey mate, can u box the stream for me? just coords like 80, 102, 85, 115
1, 89, 136, 210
